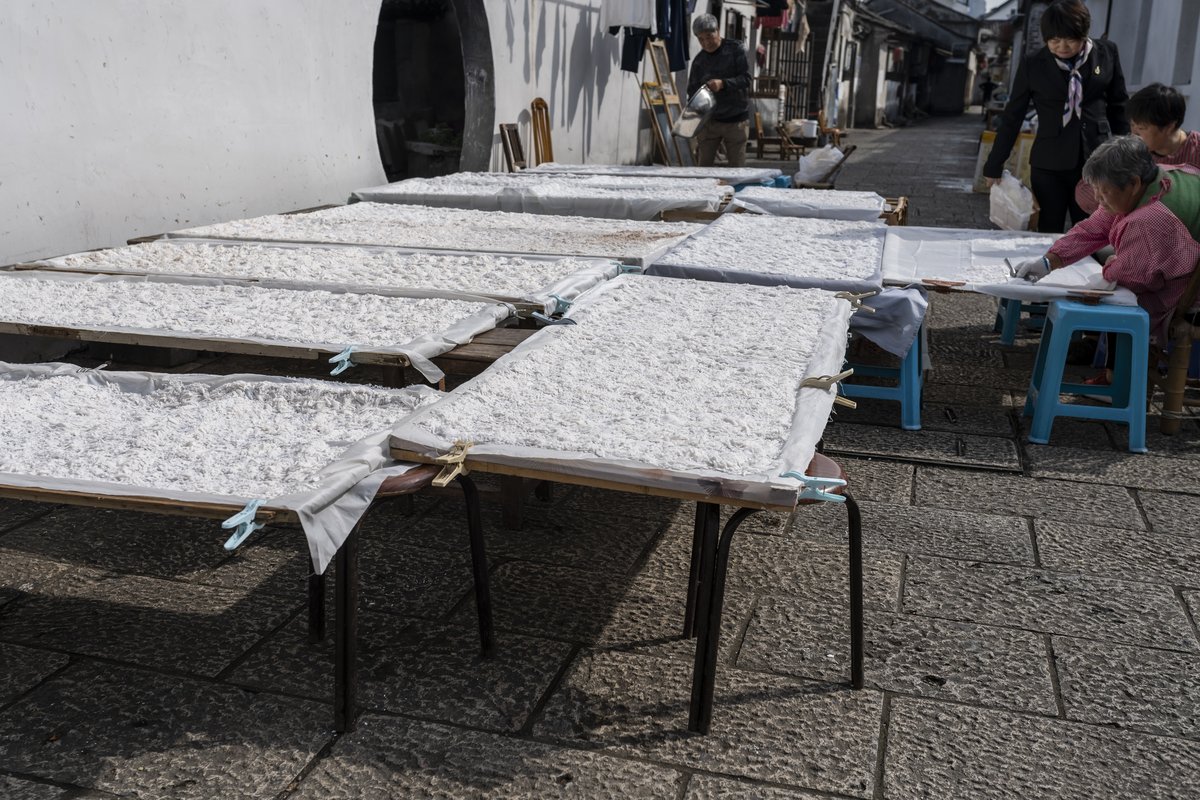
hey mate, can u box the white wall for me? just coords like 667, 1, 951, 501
485, 0, 649, 168
1, 0, 385, 264
1102, 0, 1200, 132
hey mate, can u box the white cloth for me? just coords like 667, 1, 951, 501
602, 0, 655, 30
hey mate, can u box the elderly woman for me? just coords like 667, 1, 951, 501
1015, 136, 1200, 342
983, 0, 1128, 233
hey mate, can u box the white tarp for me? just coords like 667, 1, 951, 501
731, 187, 887, 221
389, 275, 855, 508
166, 203, 703, 267
28, 240, 621, 317
349, 172, 734, 221
526, 163, 781, 185
0, 362, 437, 574
649, 214, 885, 294
882, 226, 1136, 305
0, 270, 514, 383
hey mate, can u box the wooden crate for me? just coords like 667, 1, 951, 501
882, 196, 909, 226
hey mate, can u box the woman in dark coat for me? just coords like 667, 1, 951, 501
983, 0, 1128, 232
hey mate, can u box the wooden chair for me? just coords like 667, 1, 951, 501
530, 97, 553, 166
1157, 258, 1200, 434
792, 144, 857, 189
498, 123, 526, 172
817, 109, 844, 148
754, 112, 804, 160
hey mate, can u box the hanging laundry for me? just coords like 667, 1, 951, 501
659, 0, 691, 72
602, 0, 655, 30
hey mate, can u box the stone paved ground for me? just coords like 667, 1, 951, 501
2, 113, 1200, 799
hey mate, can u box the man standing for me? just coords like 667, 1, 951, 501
687, 14, 751, 167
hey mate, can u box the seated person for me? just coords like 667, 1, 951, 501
1076, 83, 1200, 213
1017, 135, 1200, 345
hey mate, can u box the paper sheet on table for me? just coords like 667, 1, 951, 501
882, 226, 1068, 286
0, 362, 436, 574
970, 260, 1138, 306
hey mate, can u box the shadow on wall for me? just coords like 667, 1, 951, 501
502, 0, 621, 156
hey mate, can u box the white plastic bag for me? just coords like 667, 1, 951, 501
989, 170, 1035, 230
793, 145, 843, 184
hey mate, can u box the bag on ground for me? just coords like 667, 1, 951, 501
989, 170, 1035, 230
793, 145, 843, 184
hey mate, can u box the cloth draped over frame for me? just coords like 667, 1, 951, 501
611, 0, 691, 73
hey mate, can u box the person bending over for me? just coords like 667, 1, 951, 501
687, 14, 751, 168
1015, 136, 1200, 344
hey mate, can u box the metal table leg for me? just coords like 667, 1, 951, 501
683, 502, 717, 638
307, 573, 326, 644
689, 506, 757, 734
846, 492, 864, 690
334, 527, 360, 733
458, 474, 495, 656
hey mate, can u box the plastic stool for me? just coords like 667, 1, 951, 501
996, 298, 1047, 345
842, 324, 924, 431
1023, 300, 1149, 453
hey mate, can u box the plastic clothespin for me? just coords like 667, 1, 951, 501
549, 294, 574, 314
801, 368, 855, 391
222, 499, 267, 550
328, 346, 356, 376
531, 311, 577, 326
834, 290, 878, 312
433, 440, 473, 488
617, 263, 641, 274
780, 471, 847, 504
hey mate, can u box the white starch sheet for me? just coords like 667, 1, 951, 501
526, 163, 782, 185
390, 275, 855, 506
0, 271, 512, 382
650, 214, 885, 294
350, 172, 734, 220
0, 362, 439, 573
732, 187, 887, 221
881, 226, 1136, 305
33, 241, 620, 316
168, 203, 703, 267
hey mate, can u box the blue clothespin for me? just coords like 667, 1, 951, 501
780, 471, 847, 504
549, 294, 574, 314
222, 499, 267, 550
618, 263, 641, 274
328, 346, 356, 376
531, 311, 577, 326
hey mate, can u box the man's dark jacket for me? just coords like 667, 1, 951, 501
984, 38, 1128, 178
686, 38, 751, 123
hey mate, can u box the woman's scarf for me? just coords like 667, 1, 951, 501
1055, 38, 1094, 126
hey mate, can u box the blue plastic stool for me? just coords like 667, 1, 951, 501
996, 298, 1047, 345
1023, 300, 1149, 453
842, 325, 924, 431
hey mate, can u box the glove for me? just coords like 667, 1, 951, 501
1014, 256, 1050, 282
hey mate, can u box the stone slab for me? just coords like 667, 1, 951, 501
641, 524, 904, 611
0, 662, 330, 800
193, 527, 311, 598
793, 500, 1035, 565
0, 568, 296, 676
837, 398, 1016, 438
1138, 491, 1200, 538
1110, 415, 1200, 459
915, 466, 1145, 529
739, 597, 1056, 714
1036, 519, 1200, 587
884, 696, 1200, 799
0, 500, 54, 534
293, 712, 682, 799
684, 774, 826, 799
1025, 446, 1200, 493
922, 381, 1017, 408
836, 457, 915, 504
823, 423, 1021, 470
0, 643, 69, 706
902, 555, 1198, 652
555, 485, 685, 523
231, 613, 571, 733
0, 776, 74, 800
0, 550, 72, 608
534, 650, 882, 797
0, 507, 229, 581
1054, 636, 1200, 739
1016, 416, 1116, 450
